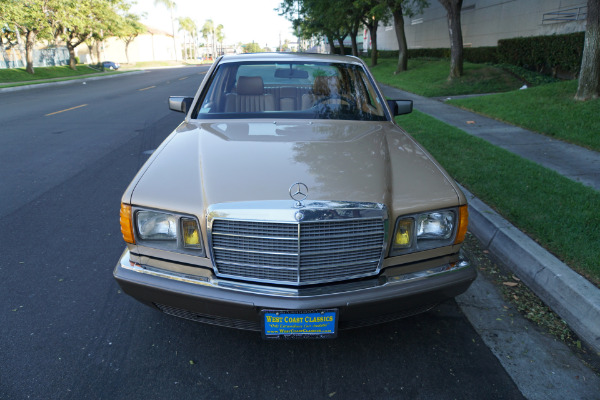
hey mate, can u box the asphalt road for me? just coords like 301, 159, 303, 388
0, 67, 525, 399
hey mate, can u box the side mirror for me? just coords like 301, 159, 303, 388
169, 96, 194, 113
387, 99, 413, 116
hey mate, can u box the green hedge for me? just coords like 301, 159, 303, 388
464, 46, 499, 64
497, 32, 584, 77
409, 48, 450, 59
372, 32, 584, 77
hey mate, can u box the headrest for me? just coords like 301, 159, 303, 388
236, 76, 265, 95
313, 76, 340, 96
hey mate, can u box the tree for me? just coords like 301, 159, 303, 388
154, 0, 177, 61
384, 0, 429, 74
177, 17, 196, 59
243, 42, 262, 53
345, 2, 372, 56
279, 0, 355, 55
439, 0, 463, 80
575, 0, 600, 101
215, 24, 224, 56
361, 1, 389, 67
1, 0, 53, 74
201, 19, 215, 59
1, 11, 24, 69
54, 0, 125, 70
84, 33, 102, 64
119, 13, 145, 64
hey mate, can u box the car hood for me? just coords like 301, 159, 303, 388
128, 120, 462, 217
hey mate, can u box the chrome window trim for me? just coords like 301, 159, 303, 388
206, 201, 388, 286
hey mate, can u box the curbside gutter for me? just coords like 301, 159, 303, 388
462, 184, 600, 355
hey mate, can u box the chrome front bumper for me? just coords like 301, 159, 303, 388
114, 249, 476, 331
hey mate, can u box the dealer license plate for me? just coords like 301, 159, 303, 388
262, 309, 338, 339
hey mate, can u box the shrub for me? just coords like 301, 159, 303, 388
463, 46, 499, 64
497, 32, 584, 77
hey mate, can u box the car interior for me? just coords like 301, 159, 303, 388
195, 61, 387, 121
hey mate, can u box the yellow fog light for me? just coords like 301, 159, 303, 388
182, 218, 202, 249
393, 219, 413, 249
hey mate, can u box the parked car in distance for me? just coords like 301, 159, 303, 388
103, 61, 120, 70
114, 52, 475, 339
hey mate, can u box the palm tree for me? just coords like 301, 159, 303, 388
201, 19, 214, 59
215, 24, 224, 56
154, 0, 178, 61
177, 17, 196, 59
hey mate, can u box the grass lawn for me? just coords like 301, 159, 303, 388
0, 65, 120, 84
396, 110, 600, 286
369, 58, 524, 97
448, 80, 600, 152
369, 57, 600, 152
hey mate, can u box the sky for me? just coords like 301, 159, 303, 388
130, 0, 297, 50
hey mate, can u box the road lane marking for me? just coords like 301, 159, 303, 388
45, 104, 88, 116
138, 85, 156, 91
178, 77, 188, 80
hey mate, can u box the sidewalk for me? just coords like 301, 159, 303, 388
380, 85, 600, 191
379, 84, 600, 355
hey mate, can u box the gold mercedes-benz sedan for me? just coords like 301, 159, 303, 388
114, 52, 475, 339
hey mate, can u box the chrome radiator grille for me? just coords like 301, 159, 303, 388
211, 217, 385, 285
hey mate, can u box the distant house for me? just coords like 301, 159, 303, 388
78, 25, 178, 65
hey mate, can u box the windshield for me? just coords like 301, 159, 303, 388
193, 61, 388, 121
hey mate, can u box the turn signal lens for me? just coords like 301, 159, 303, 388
120, 203, 135, 244
182, 218, 202, 249
454, 205, 469, 244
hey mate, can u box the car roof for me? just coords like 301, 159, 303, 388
218, 52, 365, 65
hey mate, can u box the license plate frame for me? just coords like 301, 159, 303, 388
261, 309, 338, 339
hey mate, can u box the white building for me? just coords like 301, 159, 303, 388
369, 0, 587, 51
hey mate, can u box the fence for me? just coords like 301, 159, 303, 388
0, 47, 70, 69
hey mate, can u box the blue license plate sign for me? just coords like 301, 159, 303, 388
262, 309, 338, 339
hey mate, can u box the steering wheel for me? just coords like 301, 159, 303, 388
314, 95, 357, 108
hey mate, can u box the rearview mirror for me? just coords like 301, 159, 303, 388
168, 96, 194, 113
387, 99, 413, 116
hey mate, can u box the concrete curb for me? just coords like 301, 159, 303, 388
462, 184, 600, 354
0, 70, 147, 93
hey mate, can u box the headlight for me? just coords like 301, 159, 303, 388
417, 211, 454, 240
390, 208, 464, 256
127, 207, 205, 256
137, 211, 177, 240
